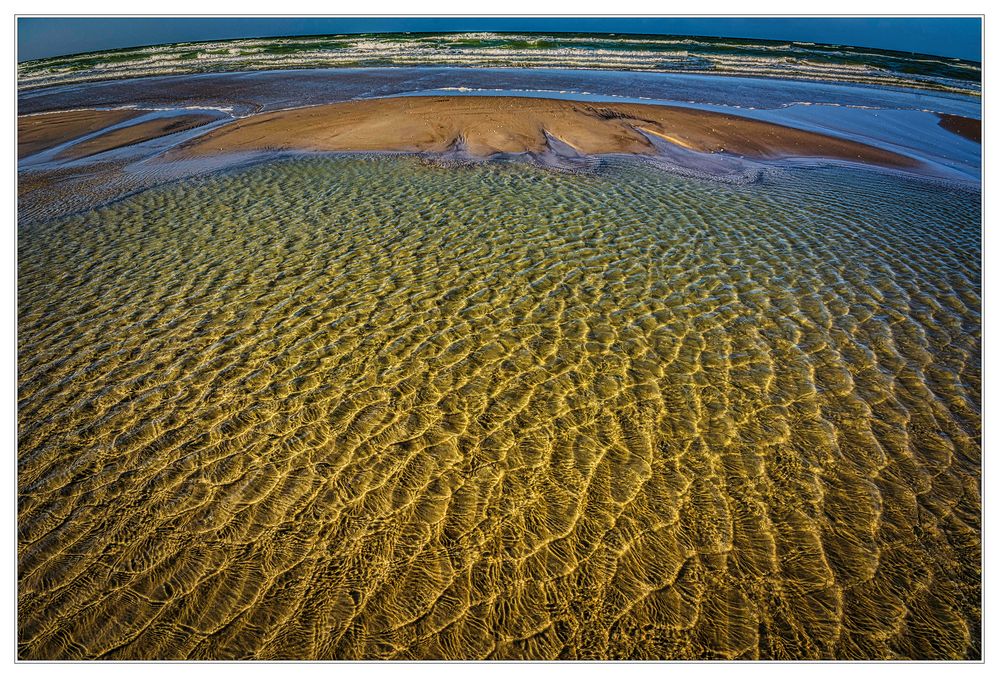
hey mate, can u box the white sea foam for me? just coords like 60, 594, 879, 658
17, 32, 980, 98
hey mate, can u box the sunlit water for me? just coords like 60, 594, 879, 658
18, 156, 981, 659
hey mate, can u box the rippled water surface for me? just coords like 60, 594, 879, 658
18, 156, 981, 659
18, 32, 980, 95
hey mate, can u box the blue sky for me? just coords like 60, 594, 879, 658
17, 17, 982, 63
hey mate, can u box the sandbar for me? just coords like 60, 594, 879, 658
54, 113, 220, 161
174, 95, 920, 168
937, 114, 981, 143
18, 109, 144, 159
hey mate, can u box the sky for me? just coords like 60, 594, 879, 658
17, 17, 983, 63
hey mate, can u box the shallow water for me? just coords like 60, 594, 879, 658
17, 156, 981, 659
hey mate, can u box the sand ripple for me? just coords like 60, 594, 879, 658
17, 156, 980, 659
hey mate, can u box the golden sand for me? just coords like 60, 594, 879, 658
173, 96, 919, 168
18, 109, 144, 159
54, 113, 219, 161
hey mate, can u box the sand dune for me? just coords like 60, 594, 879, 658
174, 95, 920, 168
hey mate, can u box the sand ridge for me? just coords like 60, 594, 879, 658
173, 95, 921, 169
19, 109, 224, 162
18, 109, 145, 159
54, 113, 221, 161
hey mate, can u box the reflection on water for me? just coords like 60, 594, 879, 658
18, 156, 980, 659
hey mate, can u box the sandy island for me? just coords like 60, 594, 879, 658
172, 95, 920, 168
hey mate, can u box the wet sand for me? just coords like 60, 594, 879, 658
18, 109, 143, 159
937, 114, 981, 143
173, 96, 919, 168
54, 113, 219, 161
